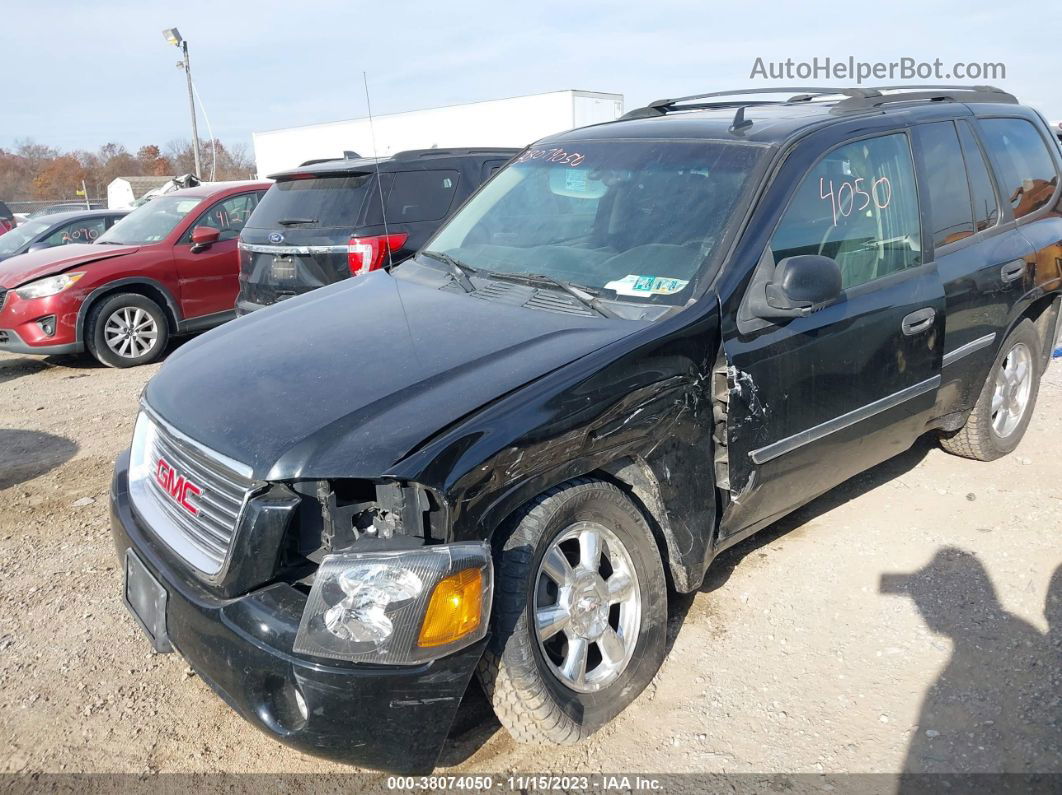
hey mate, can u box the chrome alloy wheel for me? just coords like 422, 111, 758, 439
991, 342, 1033, 438
104, 306, 159, 359
533, 521, 641, 693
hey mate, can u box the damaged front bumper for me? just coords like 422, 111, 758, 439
109, 451, 485, 773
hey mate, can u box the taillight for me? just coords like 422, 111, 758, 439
347, 233, 409, 276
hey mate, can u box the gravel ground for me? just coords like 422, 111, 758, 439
0, 344, 1059, 782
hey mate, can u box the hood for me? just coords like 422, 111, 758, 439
0, 243, 140, 289
146, 271, 641, 480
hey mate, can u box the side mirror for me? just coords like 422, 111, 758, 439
752, 255, 843, 319
190, 226, 220, 251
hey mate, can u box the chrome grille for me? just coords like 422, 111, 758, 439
129, 411, 256, 576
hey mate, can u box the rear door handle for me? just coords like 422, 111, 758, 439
1000, 259, 1026, 284
901, 307, 936, 336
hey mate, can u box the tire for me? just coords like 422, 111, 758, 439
85, 293, 169, 368
477, 478, 667, 744
939, 319, 1042, 461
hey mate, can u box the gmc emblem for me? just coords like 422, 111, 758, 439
154, 458, 202, 516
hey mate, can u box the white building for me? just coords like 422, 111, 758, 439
251, 90, 624, 177
107, 176, 174, 209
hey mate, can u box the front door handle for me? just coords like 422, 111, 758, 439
902, 307, 936, 336
1000, 259, 1026, 284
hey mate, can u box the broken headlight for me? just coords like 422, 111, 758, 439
293, 542, 492, 664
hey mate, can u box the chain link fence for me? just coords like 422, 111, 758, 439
6, 198, 107, 214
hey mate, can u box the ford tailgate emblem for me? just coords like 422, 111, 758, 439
268, 231, 285, 244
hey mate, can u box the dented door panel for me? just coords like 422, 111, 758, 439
719, 265, 945, 538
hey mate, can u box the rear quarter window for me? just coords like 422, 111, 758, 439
385, 170, 460, 223
979, 118, 1060, 220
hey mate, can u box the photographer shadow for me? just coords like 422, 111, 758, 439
0, 428, 78, 490
884, 549, 1062, 779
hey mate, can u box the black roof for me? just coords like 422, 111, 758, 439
543, 85, 1025, 147
270, 147, 520, 180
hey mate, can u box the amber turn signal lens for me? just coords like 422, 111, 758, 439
417, 567, 484, 647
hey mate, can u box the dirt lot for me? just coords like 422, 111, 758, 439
0, 344, 1060, 781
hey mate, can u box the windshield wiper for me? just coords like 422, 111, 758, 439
419, 250, 476, 293
481, 270, 619, 318
276, 217, 317, 226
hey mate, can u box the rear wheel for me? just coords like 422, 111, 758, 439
86, 293, 169, 368
939, 319, 1042, 461
478, 478, 667, 744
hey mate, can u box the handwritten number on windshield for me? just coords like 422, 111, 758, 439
820, 176, 892, 224
516, 148, 585, 167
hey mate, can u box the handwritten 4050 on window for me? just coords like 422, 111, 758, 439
819, 175, 893, 225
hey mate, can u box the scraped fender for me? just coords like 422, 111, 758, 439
391, 304, 726, 593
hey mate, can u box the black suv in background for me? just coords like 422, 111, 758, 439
235, 148, 517, 313
113, 86, 1062, 772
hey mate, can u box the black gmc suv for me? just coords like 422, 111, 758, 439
112, 86, 1062, 773
235, 147, 517, 314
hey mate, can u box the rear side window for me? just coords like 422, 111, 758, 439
772, 133, 923, 290
247, 174, 374, 229
916, 122, 975, 249
385, 170, 460, 223
957, 121, 1000, 232
979, 118, 1059, 220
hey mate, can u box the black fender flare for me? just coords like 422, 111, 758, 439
76, 278, 183, 344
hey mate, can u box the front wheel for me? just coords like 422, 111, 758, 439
86, 293, 170, 368
478, 478, 667, 744
939, 319, 1042, 461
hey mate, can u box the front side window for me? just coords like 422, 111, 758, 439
771, 133, 922, 290
96, 195, 204, 245
425, 140, 764, 305
43, 217, 107, 247
185, 192, 261, 242
979, 118, 1060, 220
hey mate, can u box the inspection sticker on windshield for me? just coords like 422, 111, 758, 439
604, 274, 689, 296
565, 170, 588, 192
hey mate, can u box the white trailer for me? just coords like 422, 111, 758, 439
251, 90, 623, 177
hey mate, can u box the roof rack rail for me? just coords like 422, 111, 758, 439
620, 87, 876, 119
833, 84, 1017, 111
619, 84, 1018, 120
391, 147, 519, 161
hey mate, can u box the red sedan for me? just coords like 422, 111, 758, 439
0, 181, 268, 367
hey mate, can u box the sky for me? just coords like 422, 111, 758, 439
3, 0, 1060, 157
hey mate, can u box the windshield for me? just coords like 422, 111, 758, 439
423, 139, 763, 305
0, 218, 52, 255
246, 173, 374, 229
96, 195, 202, 245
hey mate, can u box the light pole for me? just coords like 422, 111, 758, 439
162, 27, 202, 179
